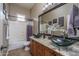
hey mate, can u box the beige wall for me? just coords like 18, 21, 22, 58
31, 3, 45, 34
31, 3, 45, 19
8, 3, 30, 21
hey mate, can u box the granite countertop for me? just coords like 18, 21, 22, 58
30, 36, 79, 56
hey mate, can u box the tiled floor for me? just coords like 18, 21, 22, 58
7, 48, 31, 56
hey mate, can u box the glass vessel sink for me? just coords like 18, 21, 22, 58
51, 37, 76, 46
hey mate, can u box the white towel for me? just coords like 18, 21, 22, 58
67, 15, 75, 37
67, 5, 79, 37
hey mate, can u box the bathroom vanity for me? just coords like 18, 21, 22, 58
30, 36, 79, 56
30, 37, 62, 56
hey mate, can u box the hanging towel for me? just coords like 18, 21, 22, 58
67, 15, 74, 37
67, 5, 78, 37
74, 15, 79, 28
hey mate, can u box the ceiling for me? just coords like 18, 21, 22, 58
15, 3, 35, 10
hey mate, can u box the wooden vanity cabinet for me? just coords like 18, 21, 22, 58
30, 39, 62, 56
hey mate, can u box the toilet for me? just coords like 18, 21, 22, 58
23, 41, 30, 51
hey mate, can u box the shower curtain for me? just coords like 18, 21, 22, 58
8, 21, 27, 50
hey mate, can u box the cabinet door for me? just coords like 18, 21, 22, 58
36, 43, 45, 56
30, 40, 37, 56
30, 40, 33, 55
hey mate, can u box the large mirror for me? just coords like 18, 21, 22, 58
39, 3, 79, 36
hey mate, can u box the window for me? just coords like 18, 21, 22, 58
17, 15, 25, 21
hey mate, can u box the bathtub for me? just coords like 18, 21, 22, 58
8, 39, 30, 51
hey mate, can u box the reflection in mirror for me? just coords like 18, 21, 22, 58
39, 3, 74, 36
58, 16, 64, 27
53, 18, 57, 24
